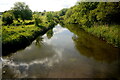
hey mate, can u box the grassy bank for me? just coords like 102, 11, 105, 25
2, 20, 53, 44
2, 21, 56, 55
2, 24, 40, 44
59, 2, 120, 48
83, 25, 120, 47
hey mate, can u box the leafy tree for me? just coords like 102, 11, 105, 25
2, 11, 14, 25
33, 12, 42, 26
64, 1, 120, 26
46, 12, 54, 22
59, 8, 68, 16
52, 12, 60, 23
12, 2, 32, 22
95, 2, 120, 24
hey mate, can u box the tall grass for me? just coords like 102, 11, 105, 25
2, 19, 56, 44
84, 25, 120, 47
2, 25, 41, 44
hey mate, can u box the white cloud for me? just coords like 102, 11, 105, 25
0, 0, 78, 12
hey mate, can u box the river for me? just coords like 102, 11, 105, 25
2, 24, 120, 78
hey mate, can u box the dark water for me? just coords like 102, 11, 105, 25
2, 24, 120, 78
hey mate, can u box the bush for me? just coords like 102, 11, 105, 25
2, 11, 14, 25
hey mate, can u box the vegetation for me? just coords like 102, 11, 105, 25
2, 16, 56, 45
2, 11, 14, 25
46, 29, 53, 39
33, 12, 42, 26
85, 25, 120, 47
2, 2, 32, 25
64, 2, 120, 25
64, 24, 119, 63
2, 2, 58, 55
60, 2, 120, 47
12, 2, 32, 22
2, 25, 40, 44
2, 1, 120, 54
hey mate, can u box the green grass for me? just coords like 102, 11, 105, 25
12, 20, 34, 26
2, 24, 41, 44
84, 25, 120, 47
1, 11, 57, 50
2, 19, 56, 45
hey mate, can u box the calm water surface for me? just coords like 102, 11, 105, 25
2, 24, 120, 78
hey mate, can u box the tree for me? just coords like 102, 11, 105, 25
95, 2, 120, 24
2, 11, 14, 25
64, 1, 120, 26
33, 12, 42, 26
59, 8, 68, 16
46, 12, 54, 22
52, 12, 60, 23
12, 2, 32, 22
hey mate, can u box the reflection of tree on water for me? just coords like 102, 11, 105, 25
65, 24, 119, 63
46, 29, 53, 39
35, 36, 43, 48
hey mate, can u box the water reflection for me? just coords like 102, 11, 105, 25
46, 29, 53, 39
65, 24, 120, 63
2, 43, 62, 78
35, 37, 43, 48
2, 24, 120, 78
2, 25, 66, 78
0, 59, 2, 79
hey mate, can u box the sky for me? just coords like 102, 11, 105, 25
0, 0, 79, 12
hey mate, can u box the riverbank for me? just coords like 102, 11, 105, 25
2, 22, 56, 56
58, 2, 120, 48
61, 22, 120, 48
2, 24, 120, 78
83, 24, 120, 48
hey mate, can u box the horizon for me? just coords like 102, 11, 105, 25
0, 0, 78, 12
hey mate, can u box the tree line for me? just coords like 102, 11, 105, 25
2, 2, 32, 25
58, 2, 120, 27
2, 1, 120, 27
2, 2, 57, 26
56, 1, 120, 47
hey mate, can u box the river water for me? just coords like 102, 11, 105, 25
2, 24, 120, 78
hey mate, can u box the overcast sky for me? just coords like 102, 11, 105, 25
0, 0, 79, 12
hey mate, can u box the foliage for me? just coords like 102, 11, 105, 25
51, 8, 68, 23
64, 2, 120, 26
58, 8, 68, 16
62, 1, 120, 47
64, 24, 119, 63
52, 12, 60, 23
32, 11, 56, 27
2, 25, 41, 44
91, 2, 120, 24
46, 29, 53, 39
2, 11, 14, 25
33, 12, 42, 26
85, 25, 120, 47
45, 12, 54, 22
12, 2, 32, 21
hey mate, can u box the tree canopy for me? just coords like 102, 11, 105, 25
12, 2, 32, 21
64, 2, 120, 26
2, 10, 14, 25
